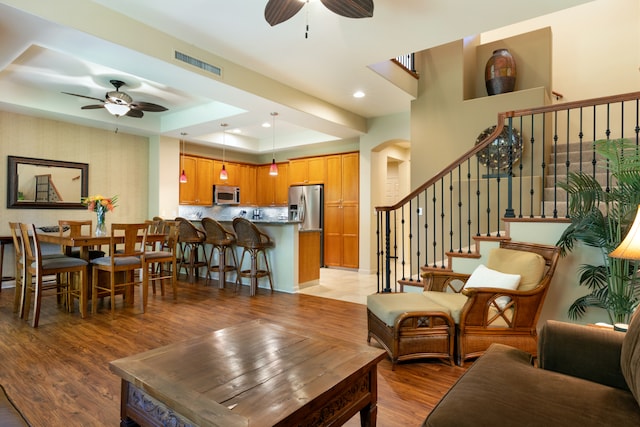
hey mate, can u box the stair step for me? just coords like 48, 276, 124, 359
550, 150, 605, 164
545, 171, 612, 188
541, 201, 569, 218
552, 142, 596, 154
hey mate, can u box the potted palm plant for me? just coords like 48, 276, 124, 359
556, 138, 640, 324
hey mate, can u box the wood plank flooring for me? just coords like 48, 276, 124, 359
0, 276, 467, 426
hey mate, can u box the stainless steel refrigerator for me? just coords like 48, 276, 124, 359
289, 184, 323, 264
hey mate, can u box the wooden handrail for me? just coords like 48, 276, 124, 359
376, 91, 640, 212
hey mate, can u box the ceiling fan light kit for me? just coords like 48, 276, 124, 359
104, 103, 130, 117
63, 79, 168, 119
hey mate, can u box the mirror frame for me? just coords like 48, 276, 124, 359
7, 156, 89, 209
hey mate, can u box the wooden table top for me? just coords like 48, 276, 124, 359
36, 232, 165, 247
109, 319, 386, 427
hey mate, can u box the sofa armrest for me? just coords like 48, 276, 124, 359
539, 320, 628, 390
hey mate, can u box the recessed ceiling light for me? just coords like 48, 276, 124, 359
353, 91, 365, 98
231, 128, 242, 134
262, 122, 271, 128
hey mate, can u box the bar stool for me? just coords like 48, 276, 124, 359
175, 217, 207, 281
232, 217, 274, 296
201, 217, 239, 289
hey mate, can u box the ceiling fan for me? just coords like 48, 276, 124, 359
62, 79, 168, 118
264, 0, 374, 26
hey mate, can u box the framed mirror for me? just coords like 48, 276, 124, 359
7, 156, 89, 209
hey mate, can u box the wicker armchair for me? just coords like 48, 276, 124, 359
421, 241, 561, 365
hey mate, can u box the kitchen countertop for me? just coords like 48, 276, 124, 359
187, 217, 302, 225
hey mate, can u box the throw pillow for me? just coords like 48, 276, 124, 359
487, 248, 545, 291
464, 264, 521, 309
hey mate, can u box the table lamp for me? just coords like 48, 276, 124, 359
608, 204, 640, 331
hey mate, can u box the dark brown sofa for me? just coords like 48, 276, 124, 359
423, 313, 640, 426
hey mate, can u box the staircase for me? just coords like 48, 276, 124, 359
544, 141, 610, 218
376, 91, 640, 293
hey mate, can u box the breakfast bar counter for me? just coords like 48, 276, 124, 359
192, 218, 304, 294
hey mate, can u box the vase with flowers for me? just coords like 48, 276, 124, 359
82, 194, 118, 236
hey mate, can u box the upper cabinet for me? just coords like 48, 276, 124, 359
238, 164, 257, 205
213, 161, 239, 186
179, 155, 214, 205
289, 157, 326, 185
256, 163, 289, 206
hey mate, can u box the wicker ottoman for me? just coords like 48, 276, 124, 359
367, 292, 455, 369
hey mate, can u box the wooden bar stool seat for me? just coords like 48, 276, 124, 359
201, 217, 239, 289
176, 217, 207, 281
232, 217, 274, 296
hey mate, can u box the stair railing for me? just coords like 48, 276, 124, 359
375, 91, 640, 293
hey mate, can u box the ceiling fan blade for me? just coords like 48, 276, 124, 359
130, 101, 168, 112
125, 109, 144, 118
264, 0, 305, 26
81, 104, 105, 110
62, 92, 105, 103
321, 0, 374, 19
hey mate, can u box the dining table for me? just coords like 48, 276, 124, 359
36, 232, 167, 260
36, 231, 168, 317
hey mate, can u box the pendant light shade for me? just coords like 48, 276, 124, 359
269, 159, 278, 176
270, 112, 279, 176
220, 123, 229, 181
179, 133, 188, 183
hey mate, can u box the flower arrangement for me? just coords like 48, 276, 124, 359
82, 194, 118, 236
82, 194, 118, 213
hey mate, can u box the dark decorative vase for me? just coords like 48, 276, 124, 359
485, 49, 516, 96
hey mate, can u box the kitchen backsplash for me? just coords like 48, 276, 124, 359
178, 205, 288, 221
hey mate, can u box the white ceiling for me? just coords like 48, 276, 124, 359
0, 0, 592, 154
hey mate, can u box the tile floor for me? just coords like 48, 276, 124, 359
298, 267, 381, 305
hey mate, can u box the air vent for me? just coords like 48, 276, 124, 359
174, 51, 221, 76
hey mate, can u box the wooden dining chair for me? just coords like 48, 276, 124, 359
142, 220, 179, 309
58, 219, 105, 259
19, 223, 89, 327
8, 222, 25, 315
91, 223, 148, 317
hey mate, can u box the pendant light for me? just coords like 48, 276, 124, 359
179, 133, 188, 183
219, 123, 228, 181
269, 112, 279, 176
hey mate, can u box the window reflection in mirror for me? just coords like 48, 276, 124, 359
7, 156, 88, 209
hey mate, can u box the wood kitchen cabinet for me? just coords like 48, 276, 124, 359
324, 152, 359, 268
213, 161, 239, 186
289, 157, 326, 185
179, 155, 214, 205
238, 164, 257, 205
256, 162, 289, 206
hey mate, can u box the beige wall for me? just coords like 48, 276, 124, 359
0, 111, 150, 235
411, 28, 552, 188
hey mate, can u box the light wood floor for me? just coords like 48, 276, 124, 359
0, 275, 467, 426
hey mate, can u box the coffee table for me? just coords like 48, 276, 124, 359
109, 320, 386, 427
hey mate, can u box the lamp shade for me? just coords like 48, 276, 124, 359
269, 159, 278, 176
610, 204, 640, 260
179, 170, 188, 183
220, 164, 228, 180
104, 103, 130, 117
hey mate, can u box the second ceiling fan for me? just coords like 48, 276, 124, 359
264, 0, 374, 27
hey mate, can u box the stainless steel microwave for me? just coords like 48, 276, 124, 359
213, 185, 240, 205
